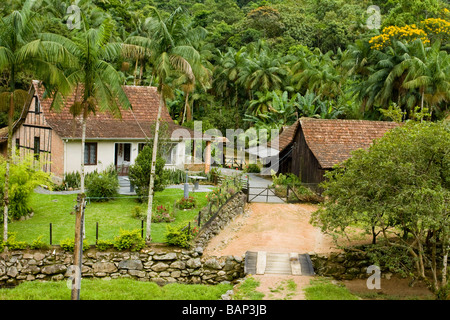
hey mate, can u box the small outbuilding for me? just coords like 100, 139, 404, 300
269, 118, 400, 188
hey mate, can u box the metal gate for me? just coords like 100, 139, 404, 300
246, 186, 285, 203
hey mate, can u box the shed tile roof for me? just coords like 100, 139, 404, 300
301, 118, 399, 168
269, 118, 400, 169
268, 121, 299, 151
31, 80, 203, 140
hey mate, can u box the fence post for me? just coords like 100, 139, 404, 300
96, 222, 99, 245
287, 185, 290, 204
246, 177, 250, 202
141, 220, 144, 238
198, 211, 201, 227
188, 222, 191, 235
49, 223, 52, 245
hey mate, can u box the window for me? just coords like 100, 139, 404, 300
84, 143, 97, 165
34, 137, 40, 160
34, 96, 40, 113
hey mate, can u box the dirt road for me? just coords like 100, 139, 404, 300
203, 202, 338, 257
203, 202, 339, 300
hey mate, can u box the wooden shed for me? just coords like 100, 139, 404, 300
269, 118, 400, 187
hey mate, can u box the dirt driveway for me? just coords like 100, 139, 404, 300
203, 202, 338, 257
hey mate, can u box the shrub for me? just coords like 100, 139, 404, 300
244, 164, 261, 173
5, 232, 27, 250
63, 171, 81, 189
129, 145, 167, 202
131, 206, 146, 220
152, 205, 175, 223
0, 155, 51, 220
113, 229, 145, 251
30, 235, 49, 250
176, 196, 196, 210
165, 225, 194, 248
85, 167, 119, 201
96, 239, 114, 251
60, 238, 90, 252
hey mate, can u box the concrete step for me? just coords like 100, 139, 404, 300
244, 251, 315, 276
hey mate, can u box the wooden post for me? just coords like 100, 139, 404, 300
71, 193, 85, 301
204, 140, 212, 174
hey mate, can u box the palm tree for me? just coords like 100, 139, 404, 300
0, 0, 71, 242
41, 16, 131, 194
402, 40, 450, 117
238, 41, 288, 100
127, 7, 199, 242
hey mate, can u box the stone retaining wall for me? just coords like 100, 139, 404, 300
0, 247, 244, 287
0, 192, 248, 288
310, 250, 393, 280
195, 192, 247, 248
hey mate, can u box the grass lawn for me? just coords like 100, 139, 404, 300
7, 188, 208, 245
303, 277, 360, 300
0, 278, 232, 300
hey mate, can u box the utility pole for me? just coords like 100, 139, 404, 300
71, 193, 86, 300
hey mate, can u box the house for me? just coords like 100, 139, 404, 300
2, 80, 212, 183
269, 118, 400, 187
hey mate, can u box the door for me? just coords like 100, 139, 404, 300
115, 143, 131, 176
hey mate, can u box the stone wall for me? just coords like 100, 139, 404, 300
0, 246, 244, 287
310, 249, 393, 280
0, 192, 248, 288
195, 192, 247, 248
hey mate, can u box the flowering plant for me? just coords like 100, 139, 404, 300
177, 196, 197, 209
152, 205, 175, 223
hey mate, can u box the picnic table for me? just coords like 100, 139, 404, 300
188, 175, 207, 190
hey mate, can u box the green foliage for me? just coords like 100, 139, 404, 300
85, 167, 119, 201
129, 145, 167, 201
30, 235, 49, 250
271, 172, 302, 187
95, 239, 114, 251
312, 121, 450, 292
244, 163, 261, 173
59, 238, 90, 252
113, 229, 145, 251
4, 232, 27, 250
131, 205, 146, 220
164, 225, 194, 248
62, 171, 81, 190
0, 155, 51, 221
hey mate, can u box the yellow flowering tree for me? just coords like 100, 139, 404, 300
369, 18, 449, 50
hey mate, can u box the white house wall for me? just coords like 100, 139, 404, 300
64, 140, 186, 175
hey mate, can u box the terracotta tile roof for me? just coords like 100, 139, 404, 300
31, 80, 203, 140
299, 118, 400, 169
268, 121, 299, 151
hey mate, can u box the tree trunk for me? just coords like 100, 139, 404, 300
80, 113, 86, 193
80, 111, 87, 239
145, 94, 163, 242
2, 93, 14, 243
442, 227, 449, 288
